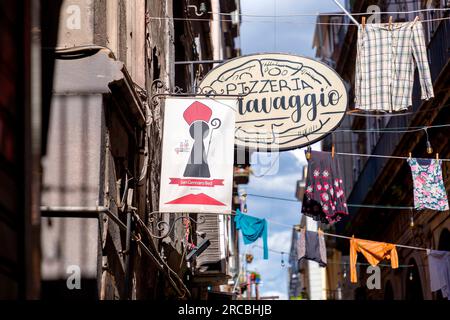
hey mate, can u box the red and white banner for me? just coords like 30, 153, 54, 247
159, 98, 237, 213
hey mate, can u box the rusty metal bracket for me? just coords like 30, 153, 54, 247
137, 210, 206, 240
150, 79, 247, 107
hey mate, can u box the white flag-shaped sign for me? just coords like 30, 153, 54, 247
159, 98, 236, 213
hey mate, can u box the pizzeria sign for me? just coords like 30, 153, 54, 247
199, 53, 348, 151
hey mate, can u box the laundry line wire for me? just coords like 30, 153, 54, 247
258, 123, 450, 141
333, 123, 450, 134
244, 193, 415, 210
345, 97, 450, 117
321, 230, 428, 252
332, 151, 450, 162
334, 123, 450, 134
250, 244, 415, 268
223, 209, 432, 251
244, 148, 450, 163
216, 210, 297, 228
206, 7, 450, 18
153, 212, 438, 252
251, 222, 431, 252
147, 15, 450, 25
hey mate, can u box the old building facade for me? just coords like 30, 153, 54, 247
1, 0, 243, 300
313, 0, 450, 300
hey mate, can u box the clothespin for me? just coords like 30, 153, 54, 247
305, 146, 312, 161
361, 16, 366, 31
408, 152, 412, 160
389, 16, 393, 30
411, 16, 420, 29
332, 144, 336, 159
436, 153, 439, 161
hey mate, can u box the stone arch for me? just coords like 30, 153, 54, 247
384, 280, 394, 300
434, 228, 450, 300
438, 228, 450, 251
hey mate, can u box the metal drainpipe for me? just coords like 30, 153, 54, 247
123, 188, 134, 300
210, 0, 222, 67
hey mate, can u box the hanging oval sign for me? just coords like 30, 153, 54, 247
199, 53, 348, 151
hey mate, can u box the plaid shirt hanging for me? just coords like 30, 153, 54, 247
355, 20, 434, 112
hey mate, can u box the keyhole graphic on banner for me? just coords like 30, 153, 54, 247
182, 101, 221, 178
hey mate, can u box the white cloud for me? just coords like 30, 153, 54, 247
267, 229, 292, 253
248, 173, 299, 194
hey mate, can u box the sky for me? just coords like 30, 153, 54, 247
238, 0, 335, 300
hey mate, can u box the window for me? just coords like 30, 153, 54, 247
423, 0, 446, 43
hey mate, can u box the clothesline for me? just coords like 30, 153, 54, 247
147, 15, 450, 25
332, 123, 450, 134
251, 223, 431, 252
250, 244, 415, 268
206, 7, 450, 18
228, 210, 298, 228
153, 211, 443, 254
232, 208, 436, 252
345, 103, 450, 117
320, 230, 428, 252
331, 151, 450, 162
268, 123, 450, 140
244, 193, 416, 210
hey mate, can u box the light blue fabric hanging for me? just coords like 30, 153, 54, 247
234, 209, 268, 259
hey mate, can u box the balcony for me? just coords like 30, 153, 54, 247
343, 18, 450, 229
233, 166, 251, 185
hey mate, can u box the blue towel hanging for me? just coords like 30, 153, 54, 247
234, 209, 268, 259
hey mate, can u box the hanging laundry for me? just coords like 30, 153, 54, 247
289, 228, 300, 273
350, 237, 399, 283
427, 250, 450, 299
297, 228, 327, 267
302, 151, 349, 225
234, 209, 268, 259
355, 20, 434, 112
408, 158, 449, 211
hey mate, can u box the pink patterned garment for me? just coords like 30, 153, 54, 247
302, 151, 349, 224
407, 158, 449, 211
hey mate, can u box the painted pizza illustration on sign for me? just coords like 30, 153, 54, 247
199, 53, 348, 151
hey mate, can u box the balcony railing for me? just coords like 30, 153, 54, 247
346, 18, 450, 214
